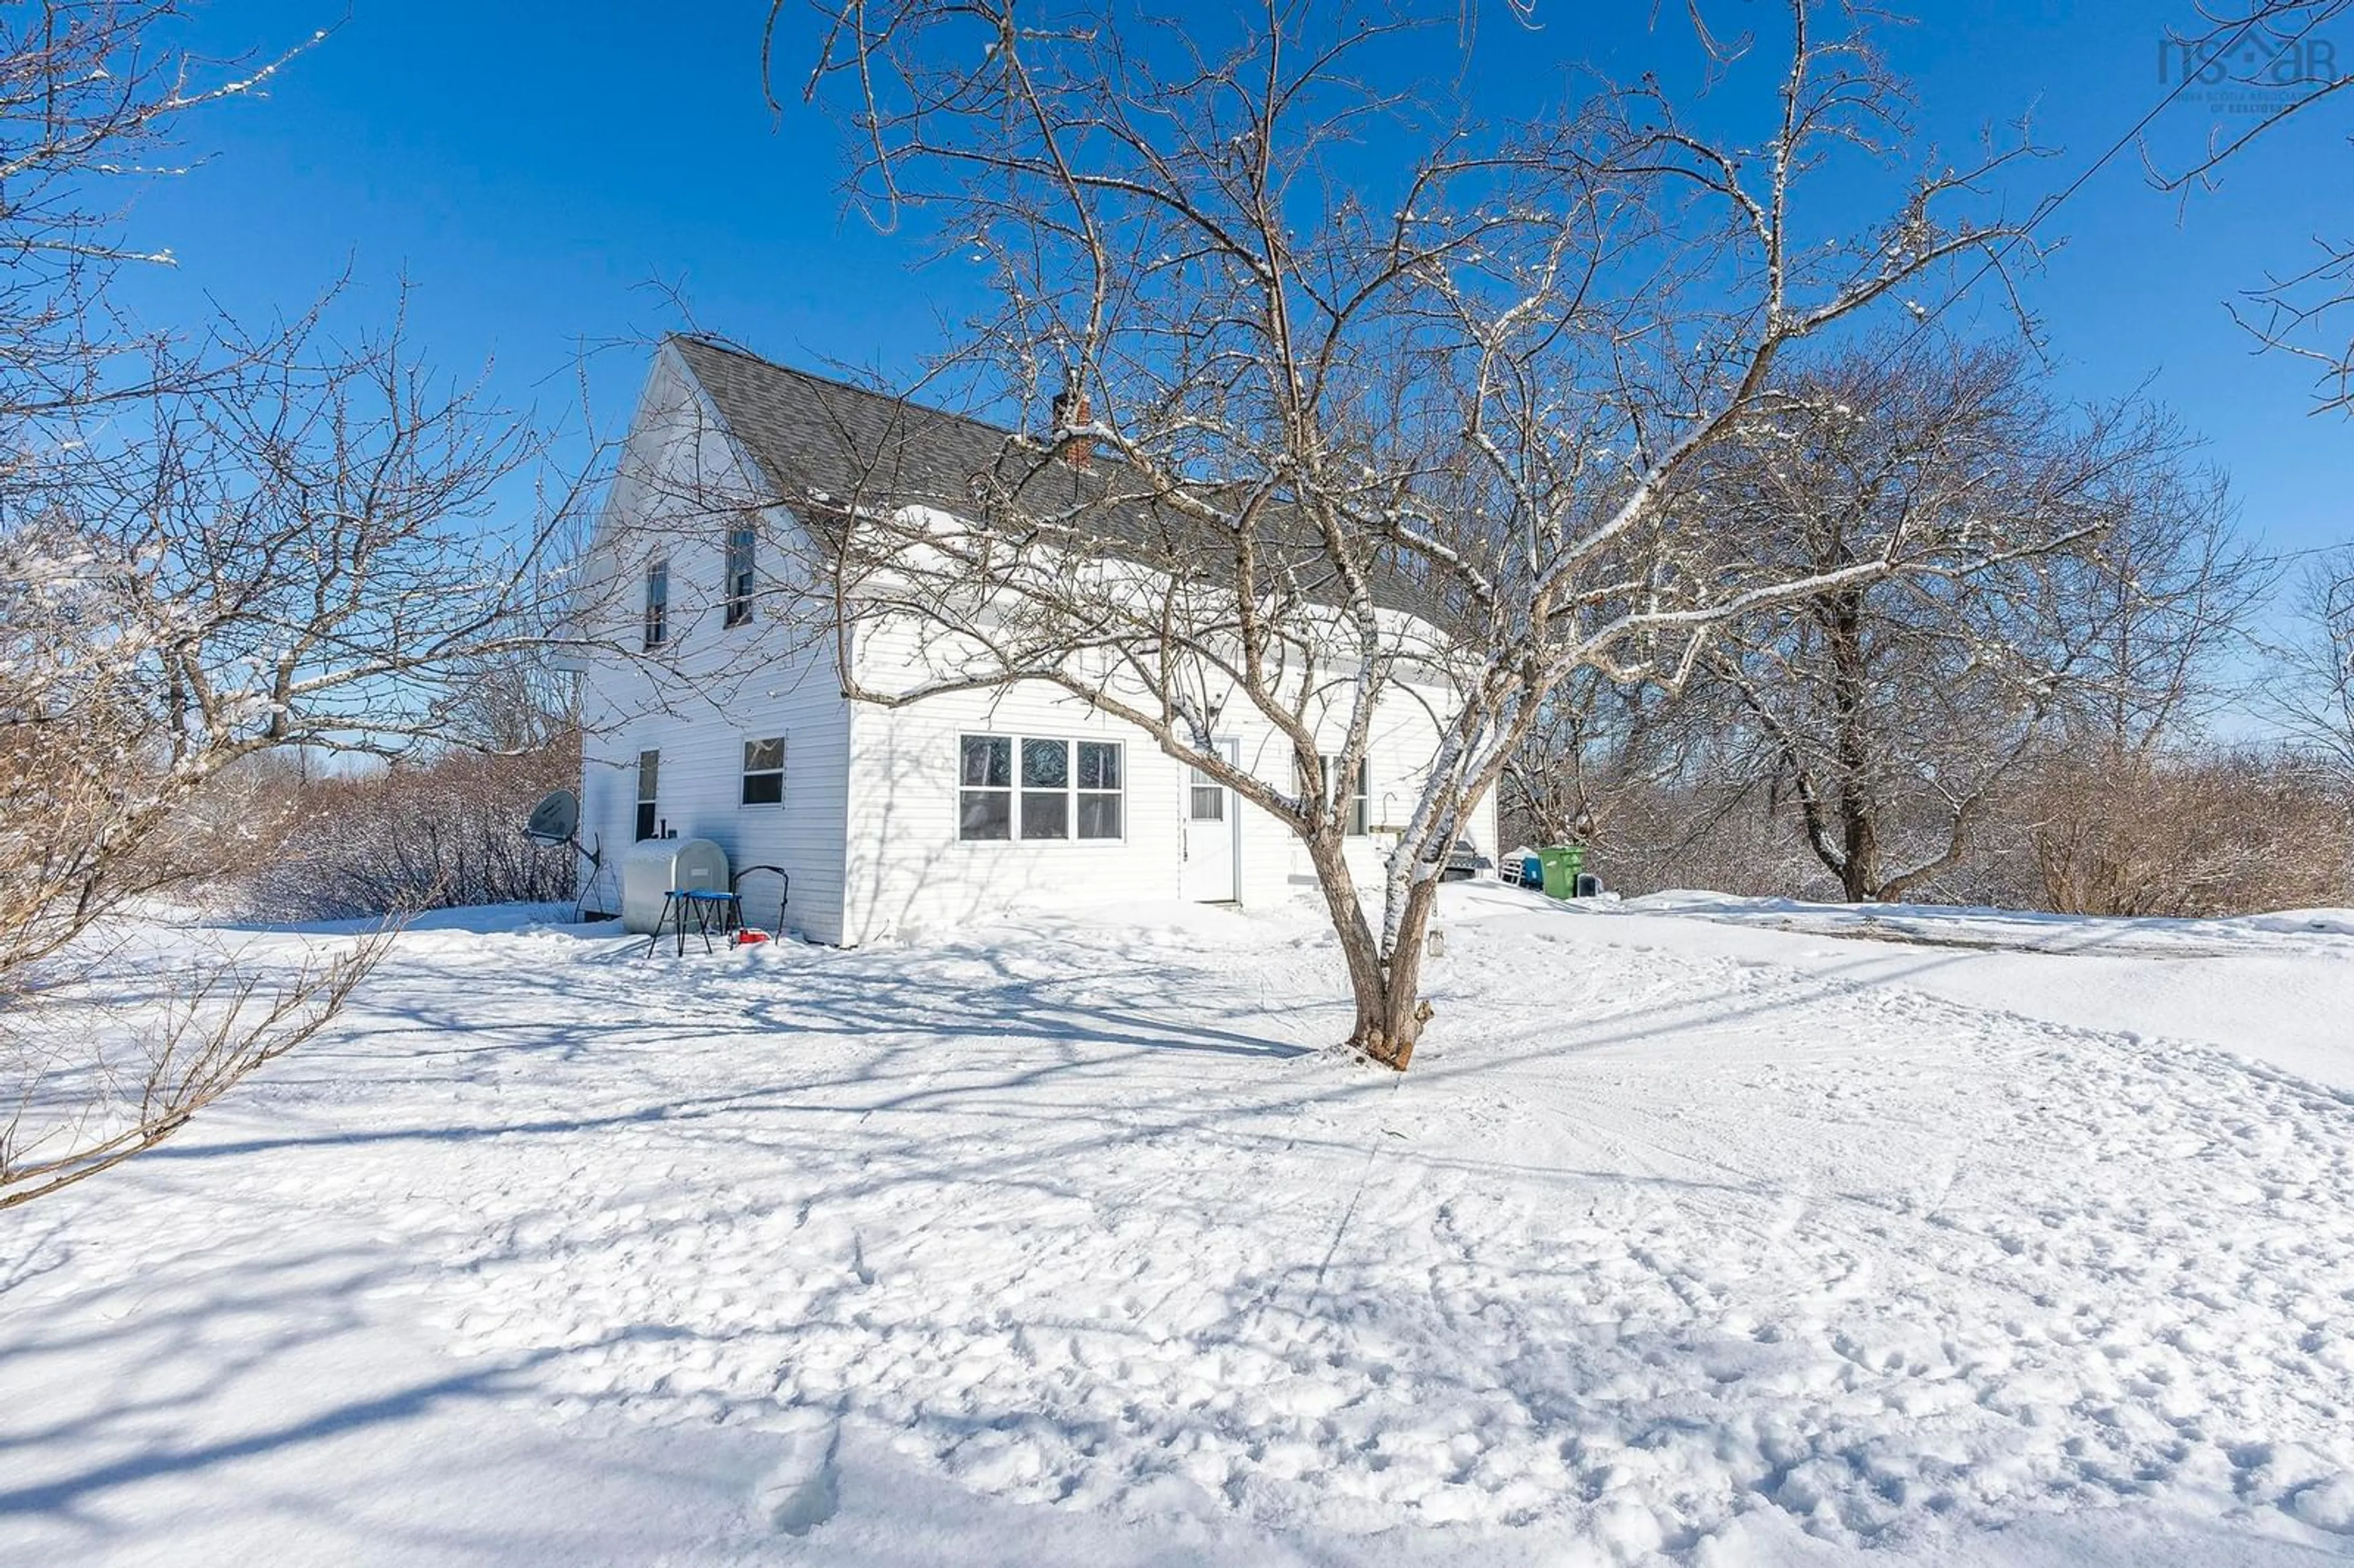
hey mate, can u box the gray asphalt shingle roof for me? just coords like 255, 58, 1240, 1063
668, 334, 1445, 622
671, 333, 1137, 534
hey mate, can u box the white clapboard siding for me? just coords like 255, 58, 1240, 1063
574, 346, 854, 943
840, 617, 1499, 945
577, 342, 1500, 947
840, 635, 1187, 945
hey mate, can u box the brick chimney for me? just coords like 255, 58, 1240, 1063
1049, 379, 1095, 471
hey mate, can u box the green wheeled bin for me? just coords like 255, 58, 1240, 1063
1537, 844, 1585, 899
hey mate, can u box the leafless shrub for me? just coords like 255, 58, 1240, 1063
248, 740, 581, 921
2025, 746, 2354, 917
1, 931, 384, 1212
1, 4, 584, 1205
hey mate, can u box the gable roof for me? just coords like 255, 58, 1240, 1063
666, 334, 1449, 625
671, 335, 1073, 524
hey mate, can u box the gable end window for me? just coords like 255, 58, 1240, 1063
723, 526, 756, 628
741, 736, 786, 805
959, 734, 1122, 842
642, 559, 669, 650
635, 748, 660, 841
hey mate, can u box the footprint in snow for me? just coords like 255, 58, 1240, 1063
754, 1409, 842, 1537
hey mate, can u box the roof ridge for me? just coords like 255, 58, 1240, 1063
665, 332, 1026, 450
649, 333, 1445, 625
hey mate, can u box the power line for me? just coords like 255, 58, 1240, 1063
1890, 12, 2270, 347
2251, 539, 2351, 571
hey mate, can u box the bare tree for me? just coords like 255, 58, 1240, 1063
4, 319, 579, 964
0, 1, 320, 422
2274, 547, 2354, 773
2146, 1, 2354, 413
769, 0, 2041, 1065
1682, 340, 2253, 902
1500, 672, 1663, 851
1, 4, 584, 1205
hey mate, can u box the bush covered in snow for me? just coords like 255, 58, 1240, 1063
243, 740, 579, 920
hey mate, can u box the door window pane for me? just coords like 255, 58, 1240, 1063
1188, 763, 1224, 823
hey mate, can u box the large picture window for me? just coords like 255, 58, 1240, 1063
959, 734, 1123, 842
741, 736, 785, 805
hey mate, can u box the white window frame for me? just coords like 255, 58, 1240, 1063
740, 736, 785, 806
1317, 753, 1371, 837
642, 558, 669, 650
958, 733, 1126, 843
635, 748, 660, 841
722, 526, 756, 629
1187, 759, 1225, 822
1073, 738, 1125, 841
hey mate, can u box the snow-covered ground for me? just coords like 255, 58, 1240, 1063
5, 885, 2353, 1566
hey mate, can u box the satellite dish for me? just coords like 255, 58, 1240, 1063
524, 788, 580, 847
521, 789, 608, 923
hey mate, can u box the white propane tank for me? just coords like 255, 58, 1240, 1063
620, 837, 731, 933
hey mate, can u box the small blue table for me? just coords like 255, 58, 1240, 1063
647, 889, 742, 957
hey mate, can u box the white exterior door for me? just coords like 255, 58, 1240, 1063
1181, 740, 1240, 902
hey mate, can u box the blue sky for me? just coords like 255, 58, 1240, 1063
121, 1, 2349, 587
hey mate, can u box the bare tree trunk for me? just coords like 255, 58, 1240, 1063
1827, 591, 1882, 902
1379, 875, 1442, 1069
1305, 834, 1396, 1066
1301, 834, 1440, 1070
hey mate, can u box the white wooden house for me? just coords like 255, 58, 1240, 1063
568, 336, 1497, 945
